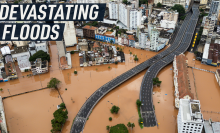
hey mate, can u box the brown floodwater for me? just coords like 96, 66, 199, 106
2, 41, 220, 133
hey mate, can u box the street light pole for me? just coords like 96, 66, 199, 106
7, 89, 11, 95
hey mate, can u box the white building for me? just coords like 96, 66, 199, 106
31, 58, 48, 75
55, 21, 77, 47
0, 96, 8, 133
0, 46, 10, 56
109, 2, 119, 20
130, 9, 142, 30
160, 20, 176, 29
177, 99, 204, 133
138, 29, 148, 49
150, 28, 160, 51
119, 3, 132, 29
29, 41, 49, 56
17, 55, 31, 72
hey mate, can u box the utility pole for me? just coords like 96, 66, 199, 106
7, 89, 11, 95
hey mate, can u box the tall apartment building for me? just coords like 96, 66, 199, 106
119, 3, 132, 29
130, 9, 142, 30
109, 2, 119, 19
177, 99, 204, 133
55, 21, 77, 47
173, 54, 194, 108
150, 28, 160, 51
138, 29, 148, 49
208, 0, 220, 17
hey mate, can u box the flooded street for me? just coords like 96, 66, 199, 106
2, 40, 220, 133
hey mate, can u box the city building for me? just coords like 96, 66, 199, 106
202, 43, 220, 66
177, 99, 204, 133
204, 120, 220, 133
173, 54, 194, 108
29, 41, 49, 56
55, 21, 77, 47
208, 0, 220, 17
128, 35, 136, 47
138, 29, 148, 49
4, 55, 18, 81
31, 58, 48, 75
0, 96, 8, 133
0, 46, 10, 56
150, 28, 160, 51
56, 40, 71, 70
12, 41, 29, 47
95, 27, 116, 43
109, 2, 119, 19
11, 46, 30, 61
130, 9, 142, 30
118, 34, 129, 46
118, 3, 132, 29
17, 55, 31, 72
82, 25, 98, 39
78, 39, 89, 51
63, 21, 77, 47
215, 69, 220, 86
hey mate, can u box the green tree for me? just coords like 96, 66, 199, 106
0, 88, 3, 92
47, 78, 61, 89
29, 50, 50, 62
109, 117, 112, 121
109, 124, 128, 133
134, 55, 139, 61
131, 123, 135, 129
171, 4, 185, 15
110, 105, 120, 114
136, 99, 142, 107
127, 122, 131, 128
157, 2, 162, 8
51, 107, 68, 133
138, 118, 143, 124
117, 47, 120, 50
115, 61, 118, 65
74, 70, 77, 74
110, 40, 113, 44
106, 125, 110, 130
70, 51, 74, 54
59, 103, 66, 109
123, 0, 128, 4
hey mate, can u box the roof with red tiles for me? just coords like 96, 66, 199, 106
60, 56, 68, 66
82, 25, 98, 30
128, 35, 135, 41
176, 54, 194, 99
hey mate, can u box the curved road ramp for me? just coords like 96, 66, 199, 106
139, 4, 200, 127
70, 4, 199, 133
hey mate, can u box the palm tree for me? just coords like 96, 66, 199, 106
127, 122, 131, 128
47, 78, 61, 89
131, 123, 135, 133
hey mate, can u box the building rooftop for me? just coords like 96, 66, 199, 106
11, 46, 28, 55
128, 35, 135, 41
176, 54, 194, 99
17, 55, 31, 69
212, 122, 220, 133
203, 43, 210, 59
179, 99, 203, 123
60, 56, 67, 66
204, 120, 214, 133
0, 46, 10, 56
82, 25, 98, 30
